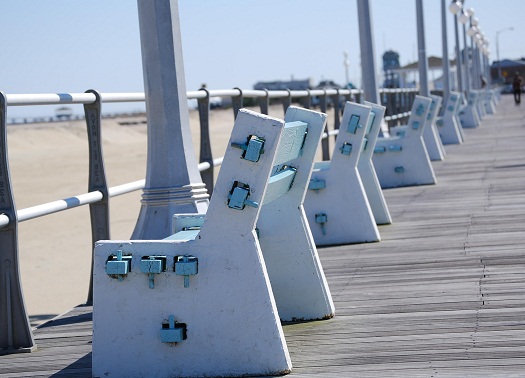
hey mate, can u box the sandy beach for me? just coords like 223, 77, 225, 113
9, 103, 330, 324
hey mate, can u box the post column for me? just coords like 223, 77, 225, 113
132, 0, 209, 240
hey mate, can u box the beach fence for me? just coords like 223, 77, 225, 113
0, 87, 416, 353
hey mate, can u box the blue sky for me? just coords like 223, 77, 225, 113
1, 0, 524, 118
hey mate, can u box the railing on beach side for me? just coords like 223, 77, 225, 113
0, 86, 417, 353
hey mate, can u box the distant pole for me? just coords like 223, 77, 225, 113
415, 0, 429, 97
453, 16, 463, 92
343, 51, 350, 87
132, 0, 209, 239
356, 0, 380, 104
441, 0, 451, 103
461, 22, 471, 93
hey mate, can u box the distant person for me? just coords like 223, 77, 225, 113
512, 71, 523, 105
480, 75, 487, 89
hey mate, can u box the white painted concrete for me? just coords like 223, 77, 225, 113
360, 101, 392, 225
92, 109, 292, 377
483, 90, 496, 115
258, 106, 335, 322
436, 91, 464, 145
132, 0, 209, 240
459, 91, 481, 128
391, 95, 445, 161
304, 102, 380, 246
373, 95, 436, 188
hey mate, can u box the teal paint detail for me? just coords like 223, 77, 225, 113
106, 250, 132, 281
273, 121, 308, 166
140, 256, 167, 289
366, 112, 376, 134
228, 183, 259, 210
340, 142, 353, 155
346, 114, 361, 134
264, 167, 297, 205
412, 121, 420, 130
362, 137, 369, 151
308, 178, 326, 191
315, 212, 328, 235
231, 135, 265, 162
394, 166, 405, 173
389, 145, 403, 152
164, 229, 200, 241
395, 130, 406, 137
160, 315, 187, 343
374, 146, 387, 154
415, 103, 425, 116
175, 255, 198, 288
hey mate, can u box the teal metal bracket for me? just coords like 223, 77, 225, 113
315, 212, 328, 235
227, 182, 259, 210
160, 315, 187, 343
140, 256, 167, 289
231, 135, 265, 162
106, 250, 132, 281
174, 255, 198, 288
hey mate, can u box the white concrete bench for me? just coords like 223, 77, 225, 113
92, 109, 307, 377
436, 91, 464, 145
373, 95, 437, 188
360, 101, 392, 225
303, 101, 380, 246
391, 95, 445, 161
483, 89, 496, 115
257, 106, 335, 322
459, 90, 481, 128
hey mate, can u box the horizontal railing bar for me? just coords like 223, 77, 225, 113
5, 88, 416, 107
108, 179, 146, 197
0, 156, 228, 228
6, 93, 97, 106
99, 93, 146, 103
17, 191, 104, 222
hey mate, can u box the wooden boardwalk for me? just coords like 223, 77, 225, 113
1, 95, 524, 377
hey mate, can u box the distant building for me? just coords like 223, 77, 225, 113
490, 58, 525, 85
390, 56, 457, 90
253, 78, 313, 91
55, 106, 73, 120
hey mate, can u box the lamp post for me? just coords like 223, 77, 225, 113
496, 27, 514, 84
449, 1, 463, 92
459, 7, 473, 93
441, 0, 451, 103
415, 0, 429, 97
356, 0, 380, 104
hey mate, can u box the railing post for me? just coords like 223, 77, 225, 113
0, 92, 36, 354
300, 89, 312, 109
197, 88, 214, 196
83, 90, 110, 306
331, 89, 341, 131
258, 89, 269, 115
232, 87, 243, 119
281, 89, 292, 114
319, 90, 330, 161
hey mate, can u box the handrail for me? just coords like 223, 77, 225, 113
0, 87, 417, 228
0, 156, 227, 229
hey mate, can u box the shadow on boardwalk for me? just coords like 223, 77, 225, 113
1, 95, 524, 377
